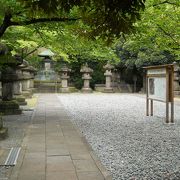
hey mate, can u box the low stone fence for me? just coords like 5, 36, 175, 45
95, 83, 134, 93
34, 80, 60, 93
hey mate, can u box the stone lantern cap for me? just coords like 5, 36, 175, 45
28, 66, 37, 73
103, 63, 114, 70
21, 65, 37, 80
80, 64, 93, 73
59, 65, 71, 73
38, 49, 54, 57
18, 60, 29, 69
59, 65, 71, 79
22, 66, 32, 72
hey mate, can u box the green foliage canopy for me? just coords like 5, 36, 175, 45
115, 0, 180, 69
0, 0, 145, 40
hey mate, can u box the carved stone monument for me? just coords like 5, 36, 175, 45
59, 64, 71, 93
103, 63, 114, 93
80, 64, 93, 93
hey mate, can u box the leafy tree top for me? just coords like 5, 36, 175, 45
0, 0, 146, 41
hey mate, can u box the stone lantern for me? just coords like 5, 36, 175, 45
80, 63, 93, 93
0, 50, 23, 114
173, 62, 180, 96
36, 49, 56, 81
13, 60, 28, 105
21, 65, 34, 98
103, 63, 114, 93
59, 64, 71, 93
29, 66, 37, 91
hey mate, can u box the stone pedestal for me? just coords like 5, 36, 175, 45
28, 66, 37, 93
21, 67, 34, 98
30, 79, 34, 89
0, 67, 22, 115
103, 63, 114, 93
61, 79, 69, 93
80, 64, 93, 93
13, 81, 27, 105
59, 65, 71, 93
13, 81, 22, 95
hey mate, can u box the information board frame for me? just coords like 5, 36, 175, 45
144, 64, 174, 123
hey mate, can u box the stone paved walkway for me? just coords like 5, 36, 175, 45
9, 94, 111, 180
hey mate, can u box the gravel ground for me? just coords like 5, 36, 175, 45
58, 93, 180, 180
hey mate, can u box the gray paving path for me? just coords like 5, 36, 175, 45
9, 94, 111, 180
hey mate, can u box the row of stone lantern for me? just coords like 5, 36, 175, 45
0, 59, 37, 115
59, 63, 114, 93
13, 60, 37, 103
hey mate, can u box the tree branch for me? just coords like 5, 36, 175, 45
0, 14, 80, 38
23, 45, 41, 58
10, 17, 80, 26
0, 12, 12, 38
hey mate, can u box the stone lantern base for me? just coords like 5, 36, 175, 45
104, 87, 114, 93
0, 100, 22, 115
174, 91, 180, 96
22, 90, 33, 98
60, 87, 70, 93
81, 87, 93, 93
14, 95, 27, 106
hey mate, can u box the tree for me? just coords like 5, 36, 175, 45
114, 0, 179, 70
0, 0, 145, 40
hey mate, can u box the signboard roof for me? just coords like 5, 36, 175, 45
143, 64, 173, 70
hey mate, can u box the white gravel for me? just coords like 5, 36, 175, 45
58, 93, 180, 180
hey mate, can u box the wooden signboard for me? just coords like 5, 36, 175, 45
144, 64, 174, 123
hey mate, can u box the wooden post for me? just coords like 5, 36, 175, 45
150, 100, 153, 116
146, 99, 149, 116
166, 68, 169, 123
146, 76, 149, 116
171, 66, 174, 123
